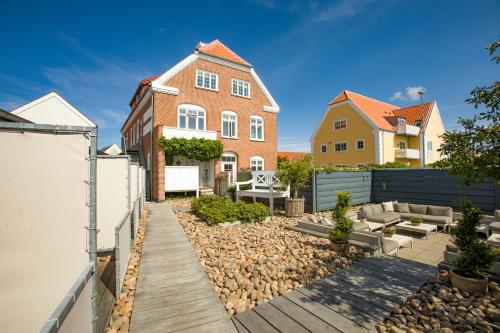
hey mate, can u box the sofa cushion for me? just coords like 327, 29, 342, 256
382, 238, 399, 254
409, 204, 428, 215
490, 221, 500, 233
422, 215, 451, 226
427, 205, 452, 217
363, 205, 373, 217
368, 212, 400, 224
371, 204, 384, 215
495, 210, 500, 220
395, 202, 410, 213
383, 201, 394, 212
353, 222, 369, 231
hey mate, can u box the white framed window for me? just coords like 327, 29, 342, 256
221, 152, 237, 172
178, 104, 206, 131
232, 78, 250, 98
321, 144, 327, 153
250, 115, 264, 141
250, 156, 264, 171
196, 69, 218, 91
334, 142, 347, 152
356, 139, 364, 150
222, 111, 238, 138
399, 141, 406, 149
333, 119, 347, 130
427, 141, 433, 150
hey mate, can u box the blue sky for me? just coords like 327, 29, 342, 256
1, 0, 499, 150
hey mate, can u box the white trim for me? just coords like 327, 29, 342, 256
195, 69, 219, 92
153, 54, 198, 87
11, 91, 95, 127
356, 139, 365, 150
151, 85, 179, 95
197, 53, 251, 72
221, 110, 238, 139
374, 129, 383, 164
250, 156, 265, 171
250, 115, 264, 141
333, 119, 347, 130
334, 141, 348, 152
310, 100, 379, 142
231, 78, 251, 98
177, 104, 207, 131
221, 151, 237, 172
250, 68, 280, 113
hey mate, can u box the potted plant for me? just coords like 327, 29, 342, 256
276, 154, 312, 217
358, 208, 368, 223
450, 200, 497, 294
329, 192, 353, 254
410, 216, 423, 226
382, 226, 396, 238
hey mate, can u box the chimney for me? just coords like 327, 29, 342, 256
418, 90, 424, 104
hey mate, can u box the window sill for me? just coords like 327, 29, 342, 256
195, 85, 219, 92
250, 138, 265, 142
222, 136, 239, 140
231, 93, 251, 99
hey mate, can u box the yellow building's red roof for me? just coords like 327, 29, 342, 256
329, 90, 435, 132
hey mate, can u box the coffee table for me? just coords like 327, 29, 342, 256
396, 221, 438, 239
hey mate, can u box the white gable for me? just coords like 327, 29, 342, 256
11, 92, 95, 127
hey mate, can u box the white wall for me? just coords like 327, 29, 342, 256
0, 130, 90, 332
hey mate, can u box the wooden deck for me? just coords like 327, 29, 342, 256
232, 255, 437, 333
129, 202, 236, 333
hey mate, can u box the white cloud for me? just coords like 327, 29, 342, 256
313, 0, 376, 22
389, 86, 426, 102
406, 86, 426, 101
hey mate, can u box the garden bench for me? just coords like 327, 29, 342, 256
235, 171, 290, 203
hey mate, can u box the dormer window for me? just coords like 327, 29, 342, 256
196, 69, 218, 91
415, 119, 423, 127
232, 79, 250, 98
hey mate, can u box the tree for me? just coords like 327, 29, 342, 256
276, 154, 312, 199
435, 40, 500, 184
329, 192, 353, 254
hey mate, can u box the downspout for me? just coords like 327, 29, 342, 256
420, 133, 426, 167
89, 126, 98, 333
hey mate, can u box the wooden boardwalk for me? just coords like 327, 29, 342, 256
232, 255, 437, 333
129, 202, 236, 333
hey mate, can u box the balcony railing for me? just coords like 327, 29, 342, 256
396, 124, 420, 136
162, 127, 217, 140
395, 148, 420, 159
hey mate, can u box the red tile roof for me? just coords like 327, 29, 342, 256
329, 90, 435, 132
277, 151, 307, 160
196, 39, 251, 67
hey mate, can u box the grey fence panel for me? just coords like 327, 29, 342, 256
372, 169, 499, 212
314, 171, 372, 212
39, 263, 94, 333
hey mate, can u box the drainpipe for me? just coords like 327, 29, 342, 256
89, 126, 98, 333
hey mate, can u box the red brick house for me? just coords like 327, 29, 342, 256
121, 40, 280, 201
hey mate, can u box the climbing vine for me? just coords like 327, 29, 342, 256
157, 136, 224, 165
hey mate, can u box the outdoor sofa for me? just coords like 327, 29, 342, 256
361, 202, 453, 230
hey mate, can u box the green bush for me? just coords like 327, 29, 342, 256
329, 192, 353, 254
191, 195, 269, 225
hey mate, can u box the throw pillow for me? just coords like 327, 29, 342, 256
409, 204, 427, 215
395, 202, 410, 213
382, 201, 394, 212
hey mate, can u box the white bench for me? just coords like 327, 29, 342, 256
235, 171, 290, 203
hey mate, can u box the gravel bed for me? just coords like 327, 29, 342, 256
170, 198, 368, 316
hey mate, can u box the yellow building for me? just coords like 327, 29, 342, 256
311, 90, 445, 167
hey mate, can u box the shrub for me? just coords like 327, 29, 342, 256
277, 154, 312, 199
452, 199, 497, 277
191, 195, 269, 225
329, 192, 353, 254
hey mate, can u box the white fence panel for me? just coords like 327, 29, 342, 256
165, 166, 199, 195
115, 213, 131, 297
39, 264, 94, 333
97, 156, 129, 251
130, 163, 139, 207
0, 129, 91, 332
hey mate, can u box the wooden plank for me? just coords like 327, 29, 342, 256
133, 288, 216, 314
270, 296, 340, 333
284, 292, 367, 332
234, 310, 280, 333
231, 318, 250, 333
252, 302, 309, 333
358, 257, 435, 282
